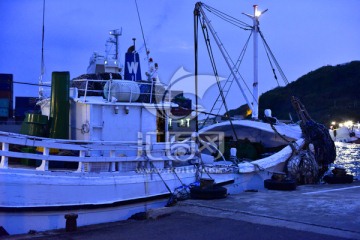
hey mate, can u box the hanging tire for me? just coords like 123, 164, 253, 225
264, 179, 297, 191
323, 174, 353, 184
190, 186, 228, 200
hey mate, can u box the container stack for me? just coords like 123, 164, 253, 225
0, 74, 13, 121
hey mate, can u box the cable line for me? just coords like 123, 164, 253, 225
134, 0, 149, 60
259, 30, 289, 85
202, 3, 252, 30
39, 0, 46, 99
198, 15, 239, 140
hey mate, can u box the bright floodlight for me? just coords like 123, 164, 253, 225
255, 9, 261, 17
344, 121, 353, 128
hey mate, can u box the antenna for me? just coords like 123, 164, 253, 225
134, 0, 149, 61
109, 28, 122, 61
132, 38, 136, 50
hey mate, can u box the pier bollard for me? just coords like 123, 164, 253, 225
65, 213, 78, 232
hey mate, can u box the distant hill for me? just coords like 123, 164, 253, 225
226, 61, 360, 125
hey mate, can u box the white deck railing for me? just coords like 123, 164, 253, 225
0, 131, 197, 173
72, 78, 168, 104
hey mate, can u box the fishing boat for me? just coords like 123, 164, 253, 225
0, 3, 335, 236
193, 3, 335, 189
329, 126, 358, 143
0, 30, 196, 235
329, 121, 360, 143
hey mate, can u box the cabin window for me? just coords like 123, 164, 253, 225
177, 118, 191, 128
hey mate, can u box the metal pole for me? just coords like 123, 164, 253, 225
39, 0, 46, 99
115, 34, 119, 60
244, 5, 267, 119
252, 5, 259, 119
194, 5, 200, 134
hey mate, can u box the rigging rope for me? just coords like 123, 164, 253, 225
14, 81, 51, 87
39, 0, 46, 99
203, 32, 253, 128
199, 17, 239, 141
202, 3, 252, 30
149, 161, 172, 194
259, 30, 289, 86
134, 0, 149, 60
198, 3, 261, 116
199, 2, 296, 119
262, 38, 280, 87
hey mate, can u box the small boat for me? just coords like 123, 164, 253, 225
329, 126, 358, 143
0, 3, 335, 235
329, 121, 360, 143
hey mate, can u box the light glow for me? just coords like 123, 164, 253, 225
344, 121, 353, 128
337, 120, 355, 129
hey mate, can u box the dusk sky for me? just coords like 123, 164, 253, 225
0, 0, 359, 114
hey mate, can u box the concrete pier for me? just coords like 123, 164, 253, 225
3, 181, 360, 240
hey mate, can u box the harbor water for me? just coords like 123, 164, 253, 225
334, 142, 360, 179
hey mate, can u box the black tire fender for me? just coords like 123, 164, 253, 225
190, 186, 228, 200
264, 179, 297, 191
323, 174, 353, 184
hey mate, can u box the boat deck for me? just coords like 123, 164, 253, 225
4, 180, 360, 239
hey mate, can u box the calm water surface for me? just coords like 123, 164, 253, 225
334, 142, 360, 178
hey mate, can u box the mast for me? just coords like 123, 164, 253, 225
194, 4, 200, 134
252, 5, 259, 119
39, 0, 46, 99
109, 29, 122, 61
243, 5, 267, 119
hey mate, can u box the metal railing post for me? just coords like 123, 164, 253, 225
76, 150, 86, 172
36, 147, 50, 171
0, 142, 9, 169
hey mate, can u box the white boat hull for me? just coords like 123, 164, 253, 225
0, 168, 197, 208
0, 200, 166, 235
0, 131, 303, 235
0, 167, 197, 235
329, 126, 358, 143
200, 120, 302, 148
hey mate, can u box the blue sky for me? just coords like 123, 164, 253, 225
0, 0, 359, 113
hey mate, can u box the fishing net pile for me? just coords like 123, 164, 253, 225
285, 97, 336, 184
